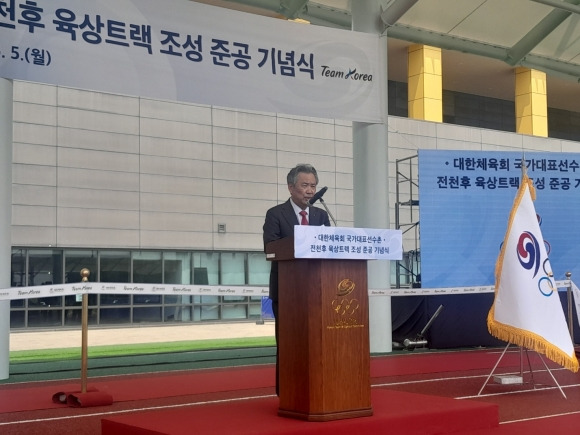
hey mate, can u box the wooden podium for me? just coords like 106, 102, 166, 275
266, 235, 373, 422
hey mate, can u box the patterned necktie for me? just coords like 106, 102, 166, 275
299, 210, 308, 225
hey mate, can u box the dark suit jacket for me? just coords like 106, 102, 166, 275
263, 199, 330, 302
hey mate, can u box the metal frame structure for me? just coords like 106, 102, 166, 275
201, 0, 580, 83
394, 155, 420, 288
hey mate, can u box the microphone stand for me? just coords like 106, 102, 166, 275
318, 198, 337, 226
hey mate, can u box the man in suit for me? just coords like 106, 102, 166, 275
263, 163, 331, 395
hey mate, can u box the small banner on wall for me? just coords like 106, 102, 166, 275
0, 0, 382, 122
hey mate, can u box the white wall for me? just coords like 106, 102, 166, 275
11, 82, 354, 251
12, 82, 579, 253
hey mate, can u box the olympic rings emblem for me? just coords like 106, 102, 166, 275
538, 276, 555, 297
538, 258, 555, 297
332, 298, 360, 316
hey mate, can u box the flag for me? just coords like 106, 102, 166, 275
487, 173, 579, 372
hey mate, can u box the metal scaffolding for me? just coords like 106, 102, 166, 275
395, 155, 420, 288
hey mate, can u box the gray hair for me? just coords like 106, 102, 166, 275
287, 164, 319, 186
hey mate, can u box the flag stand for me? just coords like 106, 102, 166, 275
478, 342, 567, 399
51, 268, 114, 407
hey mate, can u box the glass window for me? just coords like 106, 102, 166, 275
10, 310, 25, 328
28, 249, 63, 308
27, 309, 61, 327
133, 251, 162, 283
194, 304, 219, 321
64, 250, 98, 307
100, 308, 131, 325
10, 249, 26, 308
10, 248, 272, 328
100, 251, 130, 282
11, 249, 26, 287
164, 306, 192, 322
248, 302, 262, 319
194, 295, 219, 304
220, 252, 245, 285
133, 306, 162, 323
28, 249, 63, 286
248, 252, 270, 285
223, 296, 246, 302
28, 296, 62, 308
164, 252, 192, 304
100, 251, 131, 305
64, 308, 97, 326
222, 303, 247, 319
164, 252, 191, 284
193, 252, 219, 285
64, 250, 97, 283
100, 294, 129, 306
133, 252, 162, 304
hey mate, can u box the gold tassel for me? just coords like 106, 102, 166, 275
488, 319, 579, 372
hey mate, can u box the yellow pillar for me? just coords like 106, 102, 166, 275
408, 44, 442, 122
515, 67, 548, 137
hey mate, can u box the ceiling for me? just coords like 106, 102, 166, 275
193, 0, 580, 113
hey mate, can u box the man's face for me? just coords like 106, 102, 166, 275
289, 172, 317, 210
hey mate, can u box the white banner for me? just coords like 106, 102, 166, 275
294, 226, 402, 260
372, 281, 573, 296
0, 280, 573, 301
0, 0, 382, 122
0, 282, 270, 301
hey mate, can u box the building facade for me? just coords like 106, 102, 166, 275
9, 76, 580, 329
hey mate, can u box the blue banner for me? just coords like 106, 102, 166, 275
419, 149, 580, 287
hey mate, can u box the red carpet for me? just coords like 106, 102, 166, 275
101, 389, 499, 435
370, 347, 537, 377
3, 348, 580, 434
0, 365, 273, 413
0, 349, 542, 414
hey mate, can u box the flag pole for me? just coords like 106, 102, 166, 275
566, 272, 574, 341
477, 342, 512, 396
537, 354, 567, 399
80, 268, 90, 394
478, 343, 567, 398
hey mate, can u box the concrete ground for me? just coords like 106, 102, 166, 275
9, 321, 276, 352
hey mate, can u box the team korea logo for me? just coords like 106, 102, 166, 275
320, 65, 373, 82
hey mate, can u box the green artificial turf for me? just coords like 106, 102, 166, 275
9, 336, 276, 363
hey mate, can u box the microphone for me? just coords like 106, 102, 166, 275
308, 186, 328, 205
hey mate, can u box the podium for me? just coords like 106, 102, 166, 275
266, 235, 373, 422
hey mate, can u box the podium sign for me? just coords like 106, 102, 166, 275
293, 226, 402, 260
266, 226, 399, 421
